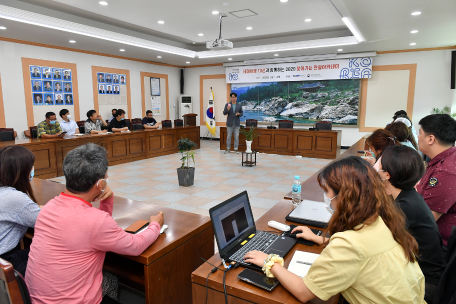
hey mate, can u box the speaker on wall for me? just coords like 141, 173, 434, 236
180, 69, 184, 94
451, 51, 455, 90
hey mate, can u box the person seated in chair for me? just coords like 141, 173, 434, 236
109, 109, 129, 132
142, 110, 158, 129
85, 110, 108, 134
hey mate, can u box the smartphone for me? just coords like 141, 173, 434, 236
60, 132, 67, 137
237, 268, 279, 292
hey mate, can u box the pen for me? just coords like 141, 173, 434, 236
296, 261, 313, 266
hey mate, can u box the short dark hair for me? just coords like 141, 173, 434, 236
59, 109, 69, 118
45, 112, 56, 119
419, 114, 456, 146
381, 145, 425, 190
367, 129, 401, 159
112, 109, 117, 113
86, 110, 97, 119
230, 92, 238, 97
393, 110, 407, 119
63, 143, 108, 193
115, 109, 125, 117
146, 110, 152, 115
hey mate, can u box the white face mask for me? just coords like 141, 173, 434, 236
67, 114, 71, 119
324, 192, 338, 214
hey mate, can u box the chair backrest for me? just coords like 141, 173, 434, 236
278, 120, 294, 129
124, 119, 131, 130
162, 120, 172, 128
0, 131, 15, 142
132, 124, 144, 130
433, 227, 456, 304
131, 118, 142, 125
174, 119, 183, 127
245, 119, 258, 127
0, 257, 27, 304
315, 121, 332, 131
29, 127, 38, 139
76, 121, 85, 134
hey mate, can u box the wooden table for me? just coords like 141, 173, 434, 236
0, 127, 200, 179
29, 179, 214, 304
220, 127, 341, 159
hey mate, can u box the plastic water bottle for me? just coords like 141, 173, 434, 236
292, 175, 301, 207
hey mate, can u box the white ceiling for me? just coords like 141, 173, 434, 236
0, 0, 454, 66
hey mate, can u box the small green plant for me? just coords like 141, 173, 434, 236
430, 106, 456, 118
177, 137, 197, 169
240, 126, 259, 141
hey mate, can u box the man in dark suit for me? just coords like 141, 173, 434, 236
55, 83, 62, 92
113, 75, 119, 83
106, 86, 112, 94
99, 85, 105, 94
55, 95, 64, 105
33, 81, 41, 91
54, 70, 61, 79
64, 71, 71, 80
44, 82, 53, 91
105, 74, 112, 83
32, 68, 40, 78
45, 95, 53, 105
34, 95, 43, 104
64, 83, 72, 92
43, 69, 51, 79
98, 74, 104, 82
65, 95, 73, 105
114, 86, 119, 94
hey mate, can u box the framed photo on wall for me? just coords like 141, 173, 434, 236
31, 80, 42, 92
63, 82, 72, 93
113, 85, 120, 94
119, 74, 126, 85
98, 84, 105, 94
106, 84, 113, 94
55, 94, 64, 105
43, 81, 53, 92
112, 74, 119, 84
44, 93, 54, 105
64, 94, 73, 105
42, 67, 52, 79
63, 69, 72, 81
105, 73, 112, 83
30, 66, 41, 79
97, 72, 105, 83
54, 81, 63, 92
33, 93, 43, 105
53, 68, 62, 80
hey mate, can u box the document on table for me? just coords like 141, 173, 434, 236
287, 251, 320, 278
73, 133, 85, 136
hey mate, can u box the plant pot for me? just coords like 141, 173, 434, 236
177, 167, 195, 187
245, 140, 253, 153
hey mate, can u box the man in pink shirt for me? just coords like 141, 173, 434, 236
25, 143, 164, 304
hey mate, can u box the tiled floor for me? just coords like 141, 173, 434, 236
49, 140, 332, 221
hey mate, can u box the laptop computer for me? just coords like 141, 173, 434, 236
285, 200, 332, 228
209, 191, 297, 271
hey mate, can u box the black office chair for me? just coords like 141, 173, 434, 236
0, 130, 15, 141
315, 121, 332, 131
161, 120, 172, 128
76, 121, 85, 134
29, 126, 38, 139
132, 124, 144, 130
174, 119, 183, 127
124, 119, 131, 130
246, 119, 258, 127
0, 257, 32, 304
278, 120, 294, 129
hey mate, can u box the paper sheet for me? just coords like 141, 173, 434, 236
287, 251, 320, 278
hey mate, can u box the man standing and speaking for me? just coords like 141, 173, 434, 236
223, 92, 243, 154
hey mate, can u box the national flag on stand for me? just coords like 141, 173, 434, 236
206, 87, 216, 136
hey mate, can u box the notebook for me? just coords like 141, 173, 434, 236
287, 251, 320, 278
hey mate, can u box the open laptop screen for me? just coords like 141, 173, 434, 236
210, 193, 255, 251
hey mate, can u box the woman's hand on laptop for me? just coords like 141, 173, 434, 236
243, 250, 268, 267
292, 226, 323, 245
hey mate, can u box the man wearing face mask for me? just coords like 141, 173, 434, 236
109, 109, 129, 132
142, 110, 158, 129
37, 112, 65, 138
59, 109, 80, 136
26, 143, 164, 304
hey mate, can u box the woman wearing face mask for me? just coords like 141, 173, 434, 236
244, 156, 426, 304
0, 146, 40, 277
59, 108, 80, 136
109, 108, 129, 132
375, 146, 446, 303
363, 129, 401, 165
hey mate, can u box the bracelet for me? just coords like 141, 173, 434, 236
262, 254, 284, 278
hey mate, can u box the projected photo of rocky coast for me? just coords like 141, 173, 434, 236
232, 79, 360, 126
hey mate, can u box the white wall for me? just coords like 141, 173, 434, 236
0, 40, 181, 136
185, 50, 454, 146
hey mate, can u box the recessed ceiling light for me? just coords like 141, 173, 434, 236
198, 33, 204, 36
280, 0, 288, 2
337, 49, 343, 52
99, 1, 108, 5
411, 11, 421, 16
410, 30, 418, 34
157, 56, 162, 58
274, 54, 279, 56
228, 58, 232, 60
246, 27, 252, 30
0, 26, 6, 30
69, 40, 76, 43
410, 42, 416, 45
304, 19, 312, 22
186, 61, 190, 64
212, 11, 219, 15
158, 20, 165, 24
119, 49, 125, 52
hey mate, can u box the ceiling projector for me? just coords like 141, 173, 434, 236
206, 13, 233, 50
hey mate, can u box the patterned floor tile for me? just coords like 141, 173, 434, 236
254, 176, 282, 183
153, 192, 189, 203
115, 185, 148, 194
116, 177, 148, 185
165, 203, 196, 212
173, 186, 205, 195
255, 190, 287, 201
222, 179, 251, 186
123, 194, 149, 202
192, 180, 218, 189
120, 171, 150, 177
133, 188, 167, 198
200, 200, 223, 210
249, 197, 279, 209
193, 189, 227, 199
175, 196, 212, 207
244, 181, 273, 190
153, 183, 181, 191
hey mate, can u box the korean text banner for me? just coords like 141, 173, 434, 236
226, 57, 372, 84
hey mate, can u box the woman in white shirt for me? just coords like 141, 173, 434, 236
59, 109, 80, 136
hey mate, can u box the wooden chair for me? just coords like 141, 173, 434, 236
76, 121, 86, 134
0, 257, 31, 304
131, 118, 142, 125
245, 119, 258, 127
28, 127, 38, 139
0, 128, 16, 141
174, 119, 183, 127
161, 120, 172, 128
278, 120, 294, 129
315, 121, 332, 130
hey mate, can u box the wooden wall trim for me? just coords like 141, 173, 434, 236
1, 37, 184, 69
21, 58, 80, 127
199, 74, 227, 126
0, 74, 5, 128
359, 64, 417, 132
140, 72, 169, 120
91, 66, 132, 119
377, 45, 456, 55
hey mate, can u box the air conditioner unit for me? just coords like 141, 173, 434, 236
179, 96, 192, 117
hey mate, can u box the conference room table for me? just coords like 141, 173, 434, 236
0, 126, 200, 179
28, 178, 214, 304
192, 137, 366, 303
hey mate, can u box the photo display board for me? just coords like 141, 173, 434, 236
97, 72, 127, 107
30, 65, 74, 106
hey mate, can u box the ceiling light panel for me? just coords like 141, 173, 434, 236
0, 4, 196, 58
229, 9, 258, 18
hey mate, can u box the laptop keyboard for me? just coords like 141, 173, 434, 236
229, 231, 279, 264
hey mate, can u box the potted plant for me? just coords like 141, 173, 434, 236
177, 137, 197, 186
240, 126, 259, 153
